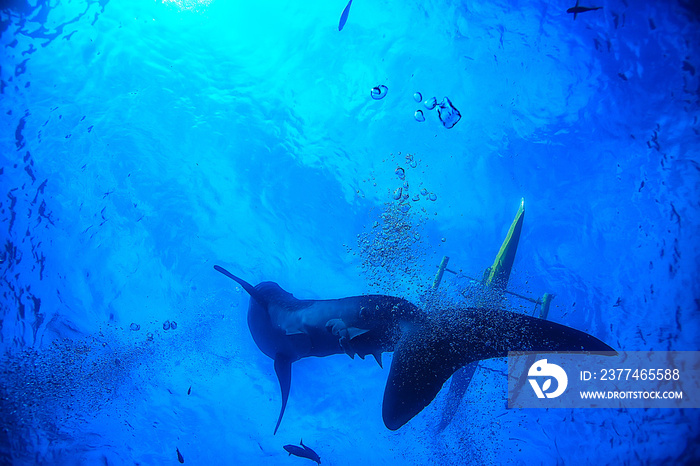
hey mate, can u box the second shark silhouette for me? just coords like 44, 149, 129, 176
214, 265, 614, 433
567, 0, 603, 20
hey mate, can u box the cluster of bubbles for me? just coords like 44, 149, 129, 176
354, 152, 446, 297
356, 201, 430, 297
130, 320, 178, 333
392, 154, 438, 213
0, 334, 147, 457
368, 85, 460, 129
412, 92, 461, 129
163, 320, 178, 331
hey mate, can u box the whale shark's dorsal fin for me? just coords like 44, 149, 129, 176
274, 353, 293, 435
213, 265, 267, 305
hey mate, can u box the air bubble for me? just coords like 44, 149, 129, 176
171, 321, 178, 330
424, 97, 437, 110
437, 97, 461, 129
413, 92, 422, 102
400, 204, 411, 213
421, 188, 428, 196
147, 332, 154, 341
393, 187, 402, 200
429, 193, 437, 201
163, 320, 171, 330
129, 323, 140, 331
441, 237, 446, 242
395, 167, 405, 179
412, 194, 420, 201
371, 85, 388, 100
409, 160, 417, 168
414, 110, 425, 122
403, 181, 409, 189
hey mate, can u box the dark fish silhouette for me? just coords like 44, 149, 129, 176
567, 0, 603, 20
338, 0, 353, 31
176, 447, 184, 463
214, 265, 615, 432
284, 439, 321, 464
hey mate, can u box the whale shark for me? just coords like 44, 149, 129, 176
214, 265, 614, 432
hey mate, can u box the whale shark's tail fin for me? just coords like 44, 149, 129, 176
382, 307, 615, 430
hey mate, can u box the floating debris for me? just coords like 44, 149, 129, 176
437, 97, 461, 128
423, 97, 437, 110
187, 385, 192, 395
371, 85, 388, 100
163, 321, 171, 331
413, 92, 422, 102
414, 110, 425, 122
129, 323, 140, 331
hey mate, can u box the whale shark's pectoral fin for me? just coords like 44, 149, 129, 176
341, 327, 370, 359
326, 319, 370, 359
346, 326, 370, 339
273, 353, 293, 435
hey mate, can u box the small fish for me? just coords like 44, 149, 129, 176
187, 385, 191, 395
567, 0, 602, 20
283, 439, 321, 464
176, 447, 184, 463
338, 0, 353, 31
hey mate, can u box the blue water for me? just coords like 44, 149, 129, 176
1, 0, 699, 464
